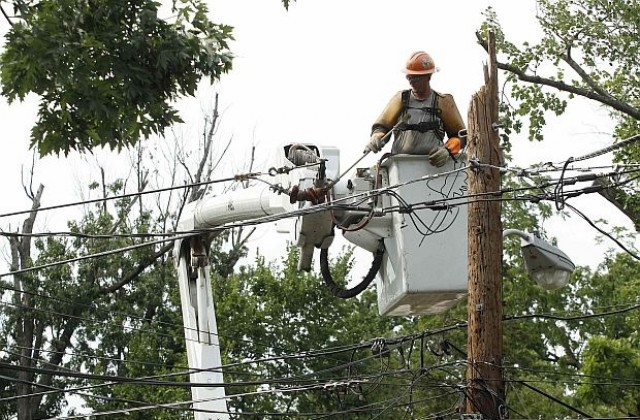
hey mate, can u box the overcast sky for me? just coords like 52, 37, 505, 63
0, 0, 634, 272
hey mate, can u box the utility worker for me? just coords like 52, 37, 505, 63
365, 51, 466, 167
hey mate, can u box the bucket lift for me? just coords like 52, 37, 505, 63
172, 143, 468, 419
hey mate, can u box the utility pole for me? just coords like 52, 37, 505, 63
464, 31, 505, 418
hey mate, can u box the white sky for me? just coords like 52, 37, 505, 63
0, 0, 635, 274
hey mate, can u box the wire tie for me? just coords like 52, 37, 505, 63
469, 158, 482, 173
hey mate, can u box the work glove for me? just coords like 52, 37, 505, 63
364, 132, 385, 154
444, 136, 462, 155
428, 146, 450, 167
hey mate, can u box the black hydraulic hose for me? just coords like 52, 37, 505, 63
319, 244, 384, 299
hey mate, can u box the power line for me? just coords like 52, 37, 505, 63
40, 361, 465, 419
505, 302, 640, 323
0, 278, 385, 362
568, 133, 640, 164
450, 352, 594, 419
44, 381, 338, 419
2, 164, 634, 281
564, 201, 640, 261
2, 163, 635, 244
2, 133, 636, 223
0, 173, 266, 220
0, 372, 197, 415
0, 300, 189, 345
0, 327, 459, 401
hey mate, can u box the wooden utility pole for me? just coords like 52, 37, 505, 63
465, 32, 505, 418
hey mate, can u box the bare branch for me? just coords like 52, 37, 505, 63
109, 176, 148, 235
0, 2, 14, 26
102, 242, 174, 294
20, 184, 44, 257
194, 92, 219, 187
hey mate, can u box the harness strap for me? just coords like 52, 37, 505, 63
396, 121, 442, 133
398, 89, 442, 133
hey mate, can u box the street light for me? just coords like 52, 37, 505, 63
503, 229, 576, 290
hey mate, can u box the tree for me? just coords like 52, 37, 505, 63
0, 97, 245, 418
477, 0, 640, 416
210, 247, 473, 418
480, 0, 639, 139
0, 0, 233, 155
479, 0, 639, 227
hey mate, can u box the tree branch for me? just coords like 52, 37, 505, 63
0, 2, 14, 26
593, 178, 640, 232
101, 242, 174, 294
476, 32, 640, 121
563, 44, 616, 102
194, 93, 219, 189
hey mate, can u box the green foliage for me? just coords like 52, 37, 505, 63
577, 336, 640, 416
480, 0, 639, 143
0, 0, 233, 155
213, 247, 465, 418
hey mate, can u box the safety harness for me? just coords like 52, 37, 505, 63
395, 89, 444, 138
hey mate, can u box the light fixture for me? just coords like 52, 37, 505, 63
503, 229, 576, 290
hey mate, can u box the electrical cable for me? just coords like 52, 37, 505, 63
10, 344, 191, 370
2, 164, 636, 244
0, 372, 199, 415
0, 300, 190, 345
0, 333, 435, 394
0, 327, 468, 391
569, 133, 640, 163
0, 357, 390, 390
0, 195, 378, 279
0, 343, 383, 404
4, 133, 627, 224
504, 377, 640, 388
444, 339, 595, 419
0, 173, 267, 220
564, 201, 640, 261
43, 363, 465, 420
0, 280, 395, 366
312, 389, 461, 420
0, 233, 187, 279
506, 302, 640, 323
501, 363, 640, 385
318, 243, 383, 299
45, 381, 329, 419
512, 379, 593, 418
1, 364, 424, 410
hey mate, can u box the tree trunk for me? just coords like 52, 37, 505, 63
9, 184, 44, 420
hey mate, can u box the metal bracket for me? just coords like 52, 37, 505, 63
189, 236, 208, 268
469, 157, 482, 173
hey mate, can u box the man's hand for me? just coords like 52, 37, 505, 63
428, 146, 449, 167
364, 132, 385, 154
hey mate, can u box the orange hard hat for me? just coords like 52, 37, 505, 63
402, 51, 437, 75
